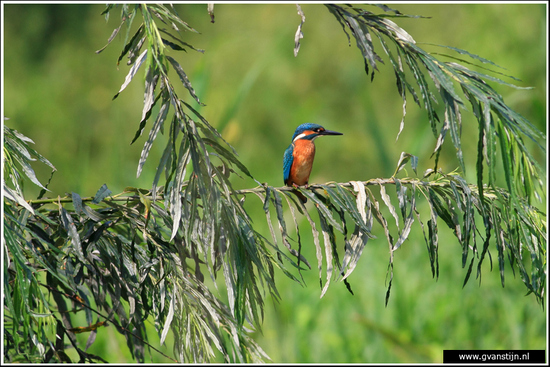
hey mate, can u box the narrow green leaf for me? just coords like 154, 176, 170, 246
463, 255, 476, 287
162, 38, 186, 51
492, 206, 506, 288
378, 181, 399, 230
403, 51, 440, 137
158, 28, 204, 53
393, 182, 414, 251
114, 24, 144, 63
288, 201, 308, 273
429, 188, 456, 231
141, 68, 159, 124
71, 192, 83, 215
273, 189, 309, 267
113, 49, 147, 100
385, 262, 393, 306
3, 185, 35, 214
166, 55, 204, 106
202, 137, 253, 179
18, 158, 47, 190
92, 184, 112, 204
395, 179, 406, 219
351, 181, 367, 223
130, 94, 162, 145
413, 44, 463, 103
451, 62, 530, 90
302, 189, 343, 232
169, 138, 191, 240
341, 224, 369, 280
149, 4, 199, 33
370, 190, 394, 249
427, 217, 439, 279
302, 203, 323, 280
160, 295, 175, 345
393, 152, 418, 176
318, 212, 334, 298
326, 184, 370, 234
59, 204, 83, 260
137, 99, 169, 178
446, 97, 465, 174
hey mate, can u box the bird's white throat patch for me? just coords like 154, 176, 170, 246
293, 133, 319, 143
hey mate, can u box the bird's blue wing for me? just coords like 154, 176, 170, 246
283, 143, 294, 184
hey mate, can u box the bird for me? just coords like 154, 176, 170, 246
283, 123, 343, 202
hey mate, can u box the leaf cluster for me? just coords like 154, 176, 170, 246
318, 3, 546, 302
3, 3, 546, 364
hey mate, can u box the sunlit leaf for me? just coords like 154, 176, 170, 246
113, 49, 147, 100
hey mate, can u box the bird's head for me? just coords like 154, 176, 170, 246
291, 123, 343, 142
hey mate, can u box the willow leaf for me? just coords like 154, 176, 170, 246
166, 55, 204, 105
341, 226, 369, 280
142, 68, 159, 123
344, 184, 373, 279
393, 181, 414, 251
3, 185, 35, 214
327, 184, 370, 235
273, 189, 309, 267
403, 50, 440, 136
169, 138, 191, 240
369, 189, 394, 250
59, 204, 83, 261
138, 99, 169, 178
92, 184, 112, 204
318, 212, 334, 298
302, 202, 323, 280
288, 199, 308, 272
113, 49, 147, 100
413, 45, 463, 103
351, 181, 367, 223
150, 4, 199, 33
302, 188, 343, 232
451, 62, 531, 90
378, 181, 399, 230
114, 24, 144, 64
202, 137, 253, 179
151, 128, 175, 201
428, 43, 506, 70
393, 152, 418, 177
71, 192, 83, 215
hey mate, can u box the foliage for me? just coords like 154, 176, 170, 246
3, 3, 546, 363
321, 3, 546, 303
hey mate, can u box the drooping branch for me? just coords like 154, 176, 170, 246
323, 3, 546, 208
24, 169, 546, 306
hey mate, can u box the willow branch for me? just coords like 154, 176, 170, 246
24, 176, 510, 206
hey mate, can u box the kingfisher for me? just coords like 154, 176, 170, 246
283, 123, 343, 202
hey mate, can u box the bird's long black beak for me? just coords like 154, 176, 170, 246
319, 129, 343, 136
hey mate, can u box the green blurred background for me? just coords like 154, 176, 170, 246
3, 3, 546, 363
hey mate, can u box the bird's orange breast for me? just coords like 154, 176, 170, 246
289, 139, 316, 186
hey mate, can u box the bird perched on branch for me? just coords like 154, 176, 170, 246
283, 123, 343, 202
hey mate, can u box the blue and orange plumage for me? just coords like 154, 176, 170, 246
283, 123, 343, 202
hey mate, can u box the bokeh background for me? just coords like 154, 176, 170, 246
3, 3, 547, 363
